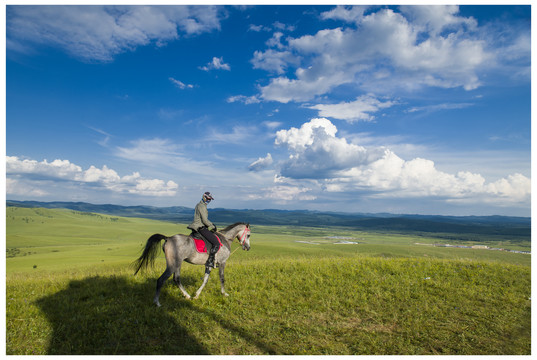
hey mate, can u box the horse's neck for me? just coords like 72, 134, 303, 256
221, 226, 243, 244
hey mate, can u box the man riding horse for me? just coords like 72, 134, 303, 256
187, 192, 220, 269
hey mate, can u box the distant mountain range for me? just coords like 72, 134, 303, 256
7, 200, 531, 239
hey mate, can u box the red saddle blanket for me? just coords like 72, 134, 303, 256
191, 235, 223, 253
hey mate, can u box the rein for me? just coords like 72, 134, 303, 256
230, 246, 241, 256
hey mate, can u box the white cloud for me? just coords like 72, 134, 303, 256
276, 118, 338, 151
251, 49, 299, 75
248, 24, 270, 32
485, 173, 530, 201
227, 94, 261, 104
263, 121, 282, 130
7, 5, 223, 62
169, 77, 194, 89
6, 157, 82, 179
406, 102, 473, 113
6, 178, 49, 197
260, 68, 351, 103
87, 126, 113, 147
116, 138, 184, 163
266, 32, 285, 49
273, 21, 296, 32
199, 56, 231, 71
320, 5, 370, 23
248, 153, 273, 171
114, 137, 224, 180
255, 5, 514, 103
273, 119, 531, 205
113, 136, 268, 190
308, 94, 395, 122
82, 164, 121, 183
207, 125, 258, 144
275, 118, 384, 179
6, 156, 178, 197
130, 178, 178, 196
399, 5, 477, 35
249, 185, 316, 202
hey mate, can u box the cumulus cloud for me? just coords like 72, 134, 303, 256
7, 5, 223, 62
274, 119, 531, 204
254, 5, 528, 103
199, 56, 231, 71
338, 150, 531, 203
6, 156, 178, 197
275, 118, 384, 179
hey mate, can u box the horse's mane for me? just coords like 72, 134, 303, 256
221, 222, 248, 232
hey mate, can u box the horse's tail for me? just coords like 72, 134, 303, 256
133, 234, 167, 275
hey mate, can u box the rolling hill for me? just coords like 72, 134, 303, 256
6, 200, 530, 241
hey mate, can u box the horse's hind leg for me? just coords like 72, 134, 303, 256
173, 265, 191, 300
154, 267, 172, 307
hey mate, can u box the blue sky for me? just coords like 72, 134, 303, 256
5, 4, 531, 216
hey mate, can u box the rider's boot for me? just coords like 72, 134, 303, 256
205, 246, 218, 269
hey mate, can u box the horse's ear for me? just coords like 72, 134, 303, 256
246, 223, 250, 228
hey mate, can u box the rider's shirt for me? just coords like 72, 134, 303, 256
188, 200, 215, 231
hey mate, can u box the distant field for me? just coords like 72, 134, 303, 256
6, 207, 531, 355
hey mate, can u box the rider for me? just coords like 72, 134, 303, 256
188, 192, 220, 269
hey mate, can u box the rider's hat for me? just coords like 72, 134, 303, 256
203, 192, 214, 201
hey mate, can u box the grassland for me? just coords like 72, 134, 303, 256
6, 207, 531, 355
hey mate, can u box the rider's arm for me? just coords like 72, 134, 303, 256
200, 204, 216, 231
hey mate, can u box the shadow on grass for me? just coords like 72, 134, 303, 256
35, 274, 207, 355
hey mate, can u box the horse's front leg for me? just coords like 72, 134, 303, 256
193, 266, 212, 299
219, 263, 229, 297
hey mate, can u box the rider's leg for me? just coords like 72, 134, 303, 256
199, 227, 220, 269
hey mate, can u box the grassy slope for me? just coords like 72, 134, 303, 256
6, 207, 531, 355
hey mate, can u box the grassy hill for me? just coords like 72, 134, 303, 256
6, 207, 531, 355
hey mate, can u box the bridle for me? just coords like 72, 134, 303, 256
238, 226, 250, 248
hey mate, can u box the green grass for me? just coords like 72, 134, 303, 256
6, 207, 531, 355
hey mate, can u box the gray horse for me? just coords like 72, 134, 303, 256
134, 222, 251, 306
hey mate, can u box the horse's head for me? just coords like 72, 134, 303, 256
237, 223, 251, 251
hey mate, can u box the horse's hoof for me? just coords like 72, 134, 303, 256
223, 293, 229, 297
154, 302, 162, 307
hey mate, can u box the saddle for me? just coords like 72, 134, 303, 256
189, 230, 223, 254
